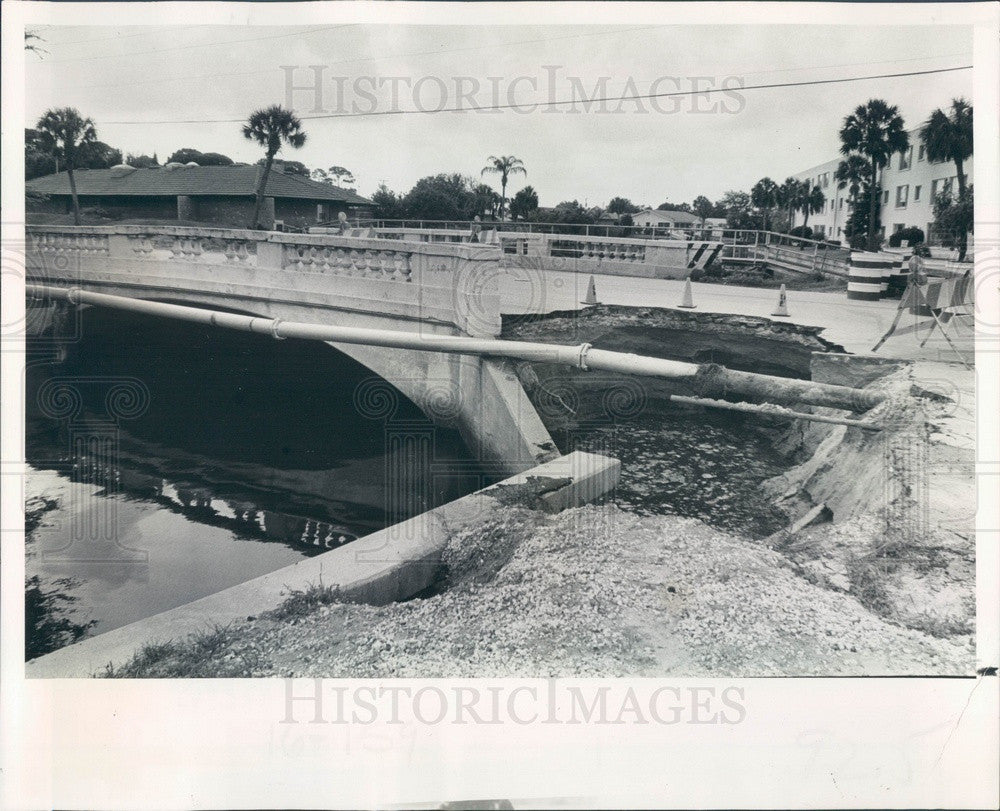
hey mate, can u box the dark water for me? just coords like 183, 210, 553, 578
25, 308, 482, 659
557, 412, 789, 539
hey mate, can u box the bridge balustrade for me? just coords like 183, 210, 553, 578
26, 224, 502, 337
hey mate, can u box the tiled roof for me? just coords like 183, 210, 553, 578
26, 165, 373, 205
638, 208, 700, 223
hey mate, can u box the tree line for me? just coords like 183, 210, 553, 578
28, 95, 973, 254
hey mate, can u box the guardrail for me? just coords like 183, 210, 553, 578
720, 230, 851, 278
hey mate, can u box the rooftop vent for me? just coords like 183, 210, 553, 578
185, 161, 200, 168
109, 164, 137, 177
163, 162, 185, 171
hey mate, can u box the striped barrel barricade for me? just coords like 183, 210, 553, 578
886, 251, 910, 298
847, 251, 891, 301
877, 252, 896, 297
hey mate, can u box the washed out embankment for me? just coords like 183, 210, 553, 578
507, 306, 975, 643
106, 305, 974, 677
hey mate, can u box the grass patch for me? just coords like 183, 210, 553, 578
101, 625, 235, 678
265, 581, 345, 621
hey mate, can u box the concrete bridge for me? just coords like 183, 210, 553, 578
25, 224, 557, 476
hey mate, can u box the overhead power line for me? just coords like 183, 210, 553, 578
32, 25, 207, 48
51, 47, 973, 94
39, 24, 666, 72
41, 24, 353, 64
98, 64, 973, 126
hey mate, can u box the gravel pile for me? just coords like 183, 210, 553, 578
117, 505, 973, 678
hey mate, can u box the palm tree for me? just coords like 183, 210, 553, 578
801, 185, 826, 228
921, 97, 973, 259
242, 105, 307, 229
777, 177, 808, 231
481, 155, 526, 222
35, 108, 97, 225
750, 177, 779, 231
834, 154, 872, 206
839, 99, 909, 251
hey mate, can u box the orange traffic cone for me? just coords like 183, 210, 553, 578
771, 284, 789, 317
582, 275, 599, 306
677, 277, 696, 308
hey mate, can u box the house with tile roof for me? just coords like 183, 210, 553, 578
633, 207, 700, 229
26, 161, 373, 230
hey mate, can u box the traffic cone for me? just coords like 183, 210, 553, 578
582, 275, 599, 306
771, 284, 789, 317
677, 277, 696, 308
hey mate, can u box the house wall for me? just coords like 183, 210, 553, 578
792, 129, 975, 245
194, 196, 261, 228
26, 195, 177, 220
275, 198, 347, 230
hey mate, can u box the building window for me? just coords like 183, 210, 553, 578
918, 144, 926, 161
899, 147, 913, 170
839, 199, 844, 209
914, 185, 921, 202
883, 190, 889, 205
821, 172, 829, 188
930, 179, 939, 199
895, 185, 908, 207
943, 177, 954, 196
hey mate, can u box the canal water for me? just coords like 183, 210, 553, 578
25, 308, 480, 659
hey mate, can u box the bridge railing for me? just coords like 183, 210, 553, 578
719, 230, 850, 278
359, 226, 721, 267
355, 218, 711, 241
25, 224, 504, 337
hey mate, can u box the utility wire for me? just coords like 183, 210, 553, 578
38, 23, 660, 66
41, 24, 353, 64
31, 25, 207, 48
98, 64, 973, 125
51, 47, 973, 94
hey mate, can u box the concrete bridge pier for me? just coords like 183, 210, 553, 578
334, 339, 558, 472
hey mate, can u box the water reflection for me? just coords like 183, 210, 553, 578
25, 306, 483, 657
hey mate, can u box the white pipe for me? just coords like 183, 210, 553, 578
26, 284, 882, 411
29, 285, 697, 376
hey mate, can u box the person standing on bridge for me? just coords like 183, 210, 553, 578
337, 210, 350, 235
470, 215, 482, 243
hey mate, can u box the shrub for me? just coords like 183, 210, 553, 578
849, 233, 871, 251
888, 226, 925, 248
788, 225, 813, 239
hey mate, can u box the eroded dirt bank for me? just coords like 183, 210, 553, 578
107, 308, 975, 678
107, 502, 971, 678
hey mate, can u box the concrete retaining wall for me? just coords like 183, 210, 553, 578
25, 451, 620, 678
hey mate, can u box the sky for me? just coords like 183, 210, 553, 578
25, 23, 973, 208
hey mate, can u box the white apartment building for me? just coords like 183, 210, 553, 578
791, 127, 973, 245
